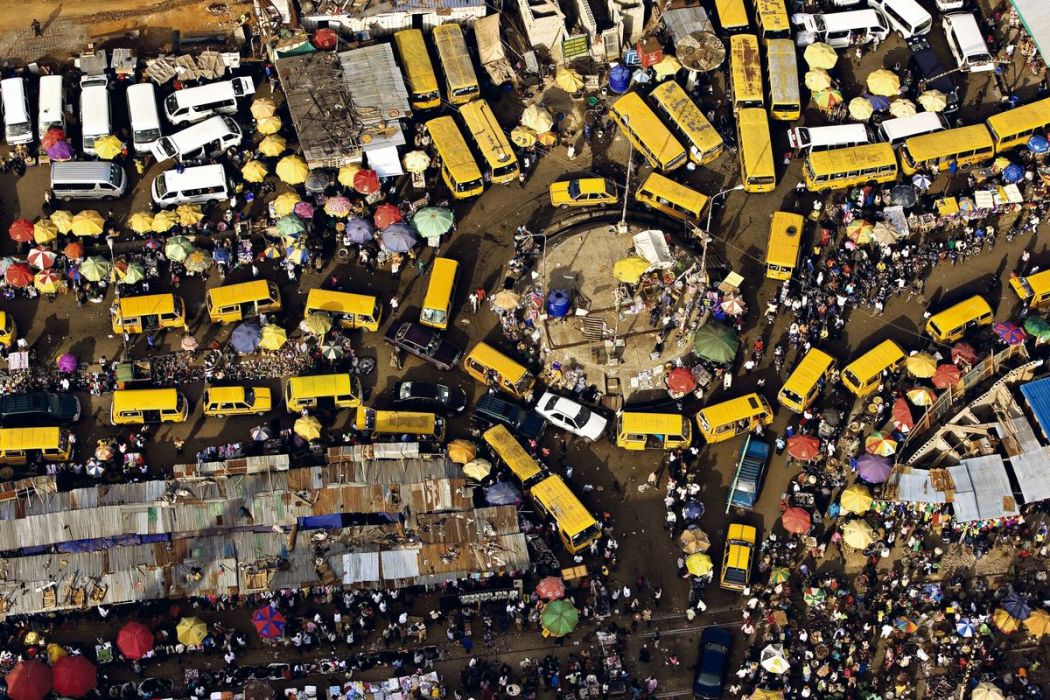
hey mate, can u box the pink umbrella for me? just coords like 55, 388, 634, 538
324, 196, 352, 217
27, 247, 57, 270
374, 203, 403, 229
353, 169, 380, 194
57, 354, 78, 372
293, 201, 315, 219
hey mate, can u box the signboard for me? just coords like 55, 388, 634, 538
562, 34, 590, 62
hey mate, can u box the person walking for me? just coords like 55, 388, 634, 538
31, 19, 42, 36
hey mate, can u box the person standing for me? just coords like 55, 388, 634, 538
31, 19, 42, 36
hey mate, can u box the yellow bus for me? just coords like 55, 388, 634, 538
206, 280, 281, 323
1010, 269, 1050, 309
304, 289, 382, 332
530, 474, 602, 554
426, 116, 485, 199
985, 97, 1050, 153
111, 388, 189, 425
753, 0, 790, 39
483, 424, 546, 488
463, 342, 536, 400
924, 295, 993, 343
353, 408, 446, 441
394, 29, 441, 110
803, 143, 898, 191
432, 23, 480, 106
765, 39, 801, 121
777, 348, 835, 413
696, 393, 774, 443
0, 427, 73, 466
616, 412, 693, 450
285, 373, 363, 412
421, 257, 459, 330
737, 108, 776, 193
110, 294, 186, 335
635, 172, 709, 225
841, 340, 906, 397
609, 92, 687, 171
729, 35, 764, 110
899, 124, 995, 176
765, 211, 804, 280
0, 311, 14, 348
649, 81, 724, 165
459, 99, 519, 184
715, 0, 751, 32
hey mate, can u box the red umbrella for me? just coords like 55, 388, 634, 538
931, 363, 962, 388
312, 27, 339, 50
5, 263, 34, 288
373, 203, 403, 229
666, 367, 697, 394
52, 655, 96, 698
891, 397, 913, 431
787, 434, 821, 461
116, 621, 154, 659
951, 342, 977, 365
353, 169, 380, 194
535, 576, 566, 600
6, 660, 52, 700
781, 507, 812, 534
8, 219, 34, 243
41, 127, 66, 150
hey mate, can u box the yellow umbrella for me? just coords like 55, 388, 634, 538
865, 432, 897, 456
992, 608, 1021, 634
555, 66, 585, 92
176, 204, 205, 227
845, 219, 874, 243
840, 484, 873, 514
242, 160, 269, 183
848, 96, 874, 121
907, 387, 937, 406
510, 126, 537, 148
258, 134, 287, 157
491, 290, 520, 310
889, 99, 917, 118
294, 415, 322, 441
33, 270, 62, 293
276, 155, 309, 185
750, 690, 784, 700
259, 324, 288, 350
685, 552, 713, 576
652, 56, 682, 79
251, 97, 277, 120
917, 90, 947, 112
803, 42, 837, 69
813, 89, 844, 111
32, 219, 59, 245
521, 104, 554, 134
402, 151, 430, 174
338, 163, 363, 187
866, 69, 901, 96
257, 115, 283, 135
304, 312, 332, 336
447, 439, 476, 464
804, 69, 833, 91
613, 255, 650, 284
272, 191, 302, 217
177, 617, 208, 646
50, 210, 74, 234
152, 210, 178, 233
905, 352, 937, 378
1023, 608, 1050, 637
47, 643, 68, 664
841, 519, 874, 548
127, 211, 155, 234
462, 458, 492, 481
972, 683, 1006, 700
70, 210, 105, 237
94, 134, 124, 160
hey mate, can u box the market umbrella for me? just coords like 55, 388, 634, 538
51, 655, 96, 698
324, 196, 352, 217
95, 443, 114, 461
8, 218, 34, 243
905, 352, 937, 378
46, 644, 67, 664
242, 160, 269, 183
32, 219, 58, 245
276, 155, 308, 185
931, 363, 962, 389
666, 367, 696, 394
402, 150, 430, 173
992, 608, 1021, 634
865, 432, 897, 456
250, 425, 272, 442
337, 163, 362, 187
787, 434, 821, 461
149, 209, 176, 233
685, 553, 713, 576
5, 262, 32, 287
956, 618, 976, 637
782, 507, 812, 534
1024, 316, 1050, 340
78, 256, 111, 283
1027, 134, 1050, 154
848, 96, 874, 121
259, 324, 288, 351
803, 586, 826, 607
917, 89, 947, 112
447, 439, 477, 464
27, 247, 57, 270
181, 335, 199, 351
522, 104, 554, 133
251, 606, 287, 639
276, 214, 306, 238
71, 210, 105, 237
803, 42, 837, 69
116, 622, 153, 659
840, 484, 873, 514
353, 169, 381, 194
804, 69, 833, 91
912, 172, 933, 190
345, 217, 375, 244
889, 98, 917, 118
682, 500, 704, 519
47, 140, 75, 161
750, 690, 784, 700
492, 290, 521, 310
294, 415, 323, 441
511, 126, 538, 148
231, 323, 262, 353
380, 223, 417, 252
294, 201, 315, 219
177, 617, 208, 646
304, 312, 332, 336
176, 204, 205, 226
33, 270, 61, 293
894, 617, 918, 634
94, 135, 124, 160
907, 386, 937, 406
412, 207, 455, 237
890, 184, 918, 208
813, 89, 844, 111
165, 235, 195, 262
845, 219, 874, 243
866, 69, 900, 96
555, 66, 585, 92
256, 115, 282, 135
692, 323, 739, 363
972, 683, 1005, 700
374, 203, 404, 229
251, 97, 276, 120
272, 191, 301, 217
258, 134, 287, 157
6, 660, 53, 700
679, 528, 710, 554
126, 211, 155, 234
856, 454, 892, 483
769, 567, 791, 585
540, 600, 578, 637
613, 255, 650, 284
262, 243, 282, 259
462, 458, 492, 481
1002, 592, 1032, 620
41, 127, 65, 150
1023, 609, 1050, 637
1002, 163, 1025, 183
184, 248, 212, 273
891, 397, 913, 431
720, 294, 746, 316
994, 321, 1026, 345
841, 519, 875, 548
535, 577, 566, 600
50, 210, 74, 234
760, 644, 790, 674
57, 354, 78, 373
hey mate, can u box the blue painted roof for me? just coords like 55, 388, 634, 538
1020, 376, 1050, 441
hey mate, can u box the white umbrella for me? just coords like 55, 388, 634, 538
251, 425, 273, 441
86, 460, 105, 477
760, 644, 791, 674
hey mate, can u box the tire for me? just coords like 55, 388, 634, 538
215, 413, 226, 419
256, 411, 266, 416
62, 195, 73, 202
102, 195, 114, 201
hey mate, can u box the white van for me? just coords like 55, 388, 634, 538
868, 0, 932, 37
877, 110, 948, 147
793, 9, 891, 48
789, 124, 871, 151
126, 83, 162, 153
51, 161, 128, 201
37, 75, 66, 140
934, 0, 964, 12
942, 13, 995, 72
80, 86, 111, 156
152, 163, 228, 206
150, 115, 242, 164
1, 78, 33, 145
163, 77, 255, 126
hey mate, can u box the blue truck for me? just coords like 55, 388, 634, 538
725, 435, 770, 512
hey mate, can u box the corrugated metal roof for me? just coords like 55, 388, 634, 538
662, 7, 714, 44
341, 552, 381, 584
338, 44, 411, 125
948, 456, 1019, 522
1010, 446, 1050, 503
1021, 376, 1050, 441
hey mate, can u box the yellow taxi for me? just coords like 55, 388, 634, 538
720, 522, 757, 592
549, 178, 618, 207
202, 386, 273, 418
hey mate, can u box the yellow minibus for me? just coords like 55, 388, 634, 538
111, 388, 189, 425
432, 23, 480, 105
737, 108, 776, 192
460, 99, 520, 184
463, 342, 536, 400
420, 257, 459, 330
206, 280, 281, 323
284, 373, 363, 413
729, 35, 764, 110
696, 393, 774, 443
635, 172, 710, 224
985, 97, 1050, 153
753, 0, 790, 39
715, 0, 751, 32
649, 81, 724, 165
765, 39, 801, 121
0, 427, 73, 466
353, 408, 446, 441
0, 311, 16, 347
304, 289, 382, 332
609, 92, 687, 171
924, 295, 993, 342
765, 211, 804, 280
483, 424, 547, 488
427, 116, 485, 199
616, 412, 693, 450
803, 143, 898, 191
899, 124, 995, 176
777, 349, 835, 413
530, 474, 602, 554
1010, 269, 1050, 309
394, 29, 441, 110
111, 293, 186, 334
840, 340, 906, 397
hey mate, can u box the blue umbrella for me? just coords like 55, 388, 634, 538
911, 173, 933, 190
1002, 592, 1031, 620
683, 500, 704, 520
956, 619, 975, 637
285, 244, 310, 265
381, 223, 418, 252
1002, 163, 1025, 183
484, 482, 522, 506
1027, 134, 1049, 153
230, 323, 262, 353
344, 217, 375, 244
866, 94, 890, 111
212, 247, 230, 264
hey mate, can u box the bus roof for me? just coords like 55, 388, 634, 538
0, 426, 63, 451
467, 342, 529, 377
649, 81, 723, 157
806, 143, 896, 174
1014, 269, 1050, 298
716, 0, 751, 29
483, 424, 545, 485
754, 0, 790, 35
766, 211, 805, 267
765, 39, 800, 105
111, 388, 181, 412
639, 172, 710, 212
697, 393, 770, 424
780, 348, 835, 394
737, 108, 774, 176
207, 279, 274, 308
432, 23, 477, 89
286, 373, 356, 396
986, 97, 1050, 143
530, 475, 599, 536
460, 99, 517, 167
426, 116, 483, 181
620, 412, 688, 435
903, 124, 993, 163
357, 408, 437, 434
845, 340, 905, 374
305, 288, 377, 315
730, 34, 764, 106
393, 29, 439, 96
929, 295, 991, 330
117, 293, 179, 317
611, 92, 686, 168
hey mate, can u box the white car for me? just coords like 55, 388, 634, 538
534, 391, 608, 441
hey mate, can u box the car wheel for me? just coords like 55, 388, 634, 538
215, 413, 225, 419
256, 411, 266, 416
62, 195, 73, 202
102, 195, 115, 202
560, 203, 568, 209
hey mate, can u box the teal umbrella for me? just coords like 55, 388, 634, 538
276, 214, 305, 238
692, 323, 740, 363
412, 207, 455, 238
1024, 316, 1050, 340
540, 599, 579, 637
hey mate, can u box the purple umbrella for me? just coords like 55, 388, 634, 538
856, 454, 892, 483
57, 354, 77, 373
293, 201, 315, 219
380, 223, 418, 253
48, 140, 75, 161
994, 321, 1026, 345
344, 217, 374, 244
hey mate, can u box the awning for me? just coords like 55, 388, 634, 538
1010, 0, 1050, 65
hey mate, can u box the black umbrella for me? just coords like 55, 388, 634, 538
890, 184, 918, 208
821, 408, 842, 426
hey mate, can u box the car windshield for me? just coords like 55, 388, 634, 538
696, 673, 721, 687
573, 405, 592, 425
244, 388, 255, 403
425, 335, 442, 354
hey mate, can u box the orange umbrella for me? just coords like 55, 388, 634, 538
63, 241, 85, 259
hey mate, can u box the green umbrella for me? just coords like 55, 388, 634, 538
304, 312, 332, 336
80, 256, 112, 282
540, 599, 579, 637
116, 261, 146, 285
411, 207, 455, 238
320, 342, 345, 360
803, 586, 827, 607
692, 323, 740, 363
276, 214, 305, 237
1024, 316, 1050, 339
165, 235, 195, 262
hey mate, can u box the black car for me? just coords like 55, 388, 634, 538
392, 381, 468, 413
0, 392, 81, 427
693, 627, 733, 699
907, 36, 960, 113
473, 394, 547, 442
383, 321, 462, 371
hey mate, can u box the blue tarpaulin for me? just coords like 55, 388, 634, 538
1020, 376, 1050, 441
